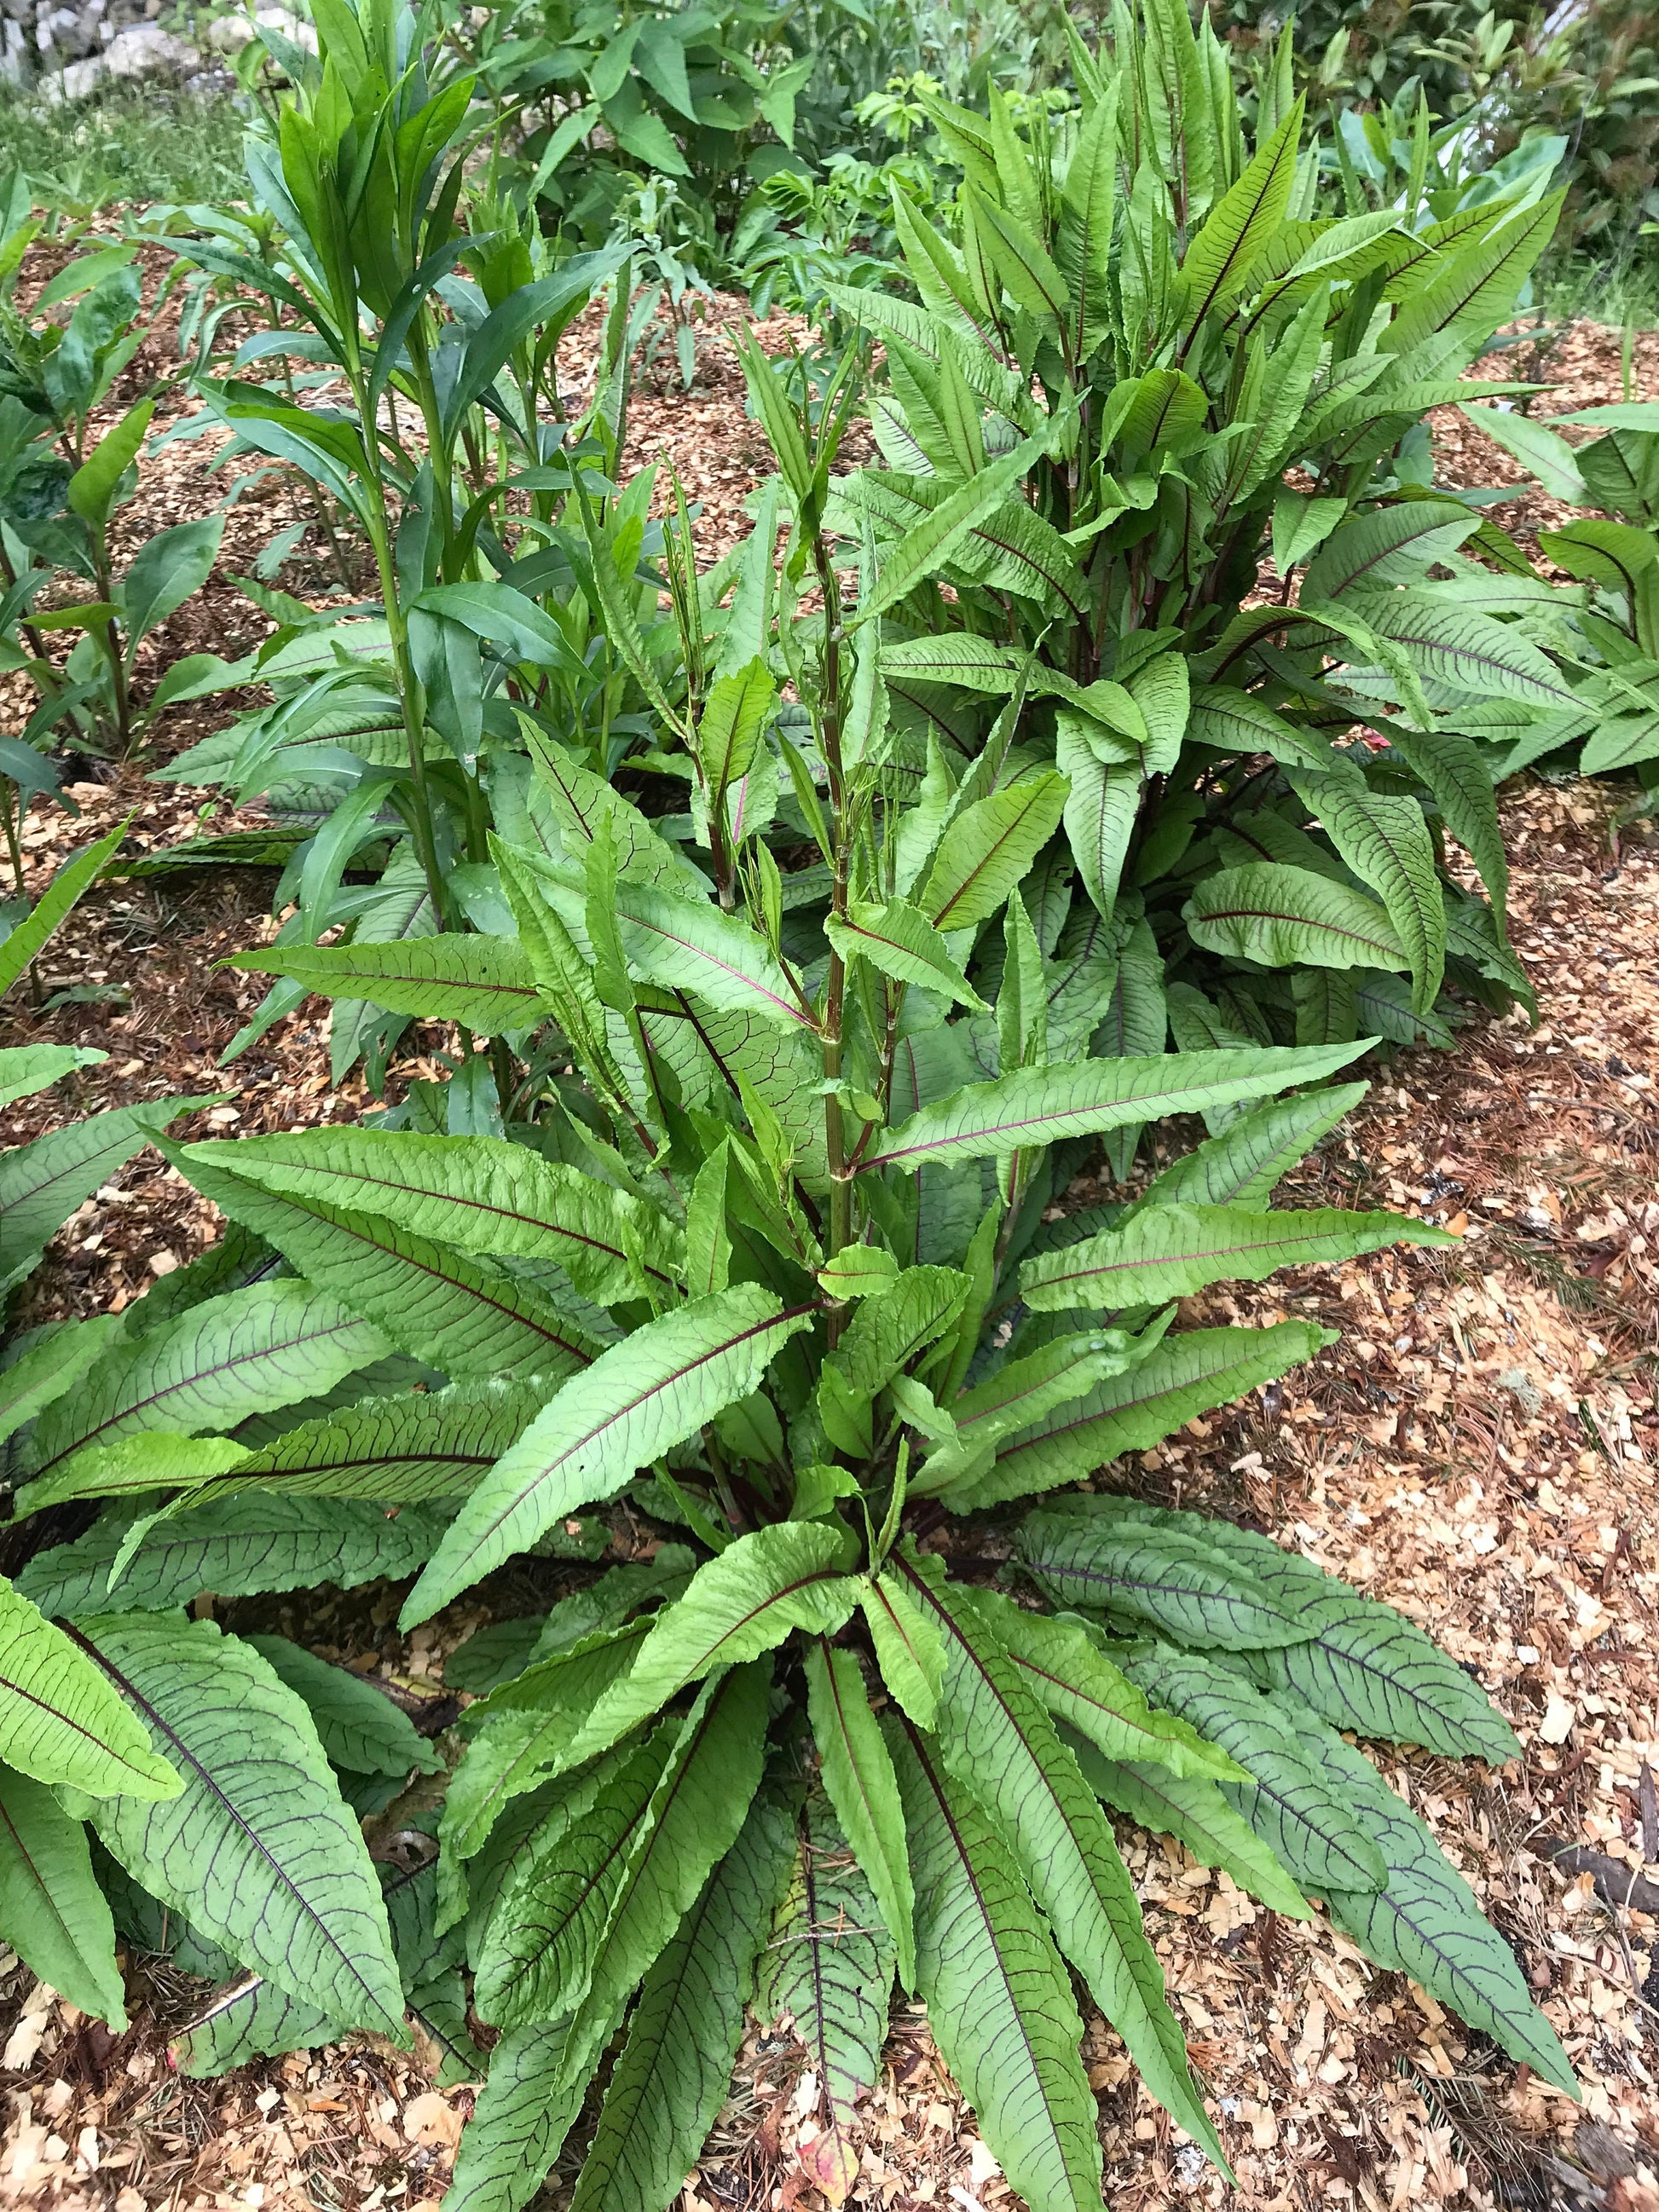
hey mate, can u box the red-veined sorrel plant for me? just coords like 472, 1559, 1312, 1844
0, 9, 1575, 2210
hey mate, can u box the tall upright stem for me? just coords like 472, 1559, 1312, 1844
346, 355, 448, 930
812, 529, 853, 1295
1, 782, 40, 1007
363, 489, 447, 928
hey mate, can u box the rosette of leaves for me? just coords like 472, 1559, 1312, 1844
0, 1068, 1570, 2210
7, 370, 1567, 2212
811, 0, 1584, 1063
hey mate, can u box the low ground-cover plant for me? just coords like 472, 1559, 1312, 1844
0, 47, 1579, 2195
0, 814, 1573, 2207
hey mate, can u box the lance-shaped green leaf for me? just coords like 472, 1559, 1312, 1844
1180, 96, 1304, 326
1056, 81, 1118, 360
968, 1592, 1242, 1779
856, 1042, 1366, 1174
27, 1279, 390, 1480
0, 1317, 124, 1453
1290, 772, 1446, 1013
1095, 1503, 1520, 1761
1457, 402, 1587, 504
1062, 715, 1147, 904
0, 820, 128, 1005
850, 409, 1072, 628
896, 1569, 1227, 2170
825, 898, 986, 1009
1342, 590, 1577, 710
76, 1613, 407, 2035
0, 1765, 129, 2022
831, 1268, 970, 1399
28, 1384, 537, 1522
0, 1044, 105, 1110
185, 1380, 546, 1508
1289, 1703, 1575, 2092
1540, 517, 1659, 592
1069, 1741, 1312, 1920
698, 656, 777, 799
969, 185, 1068, 319
440, 1621, 657, 1889
187, 1129, 680, 1304
494, 840, 630, 1100
877, 633, 1071, 696
244, 1637, 442, 1777
887, 1717, 1104, 2212
861, 1573, 945, 1730
917, 1331, 1157, 1493
572, 1783, 796, 2212
1017, 1505, 1309, 1651
806, 1640, 916, 1989
0, 1093, 221, 1285
17, 1498, 446, 1620
1020, 1201, 1451, 1311
1127, 1083, 1368, 1214
409, 582, 589, 682
548, 1666, 773, 2067
1377, 721, 1510, 924
558, 1525, 858, 1771
477, 1723, 679, 2028
14, 1434, 251, 1518
920, 773, 1069, 933
1303, 503, 1483, 600
758, 1790, 896, 2205
1184, 863, 1408, 974
0, 1579, 179, 1799
975, 1321, 1333, 1508
611, 878, 812, 1030
228, 933, 547, 1035
445, 2019, 607, 2212
1120, 1646, 1387, 1893
170, 1144, 594, 1383
404, 1290, 815, 1625
1187, 685, 1336, 770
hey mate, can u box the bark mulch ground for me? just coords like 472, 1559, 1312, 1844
0, 285, 1654, 2212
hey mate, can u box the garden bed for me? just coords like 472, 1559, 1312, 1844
0, 298, 1655, 2212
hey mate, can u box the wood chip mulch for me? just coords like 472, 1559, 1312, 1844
0, 283, 1655, 2212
